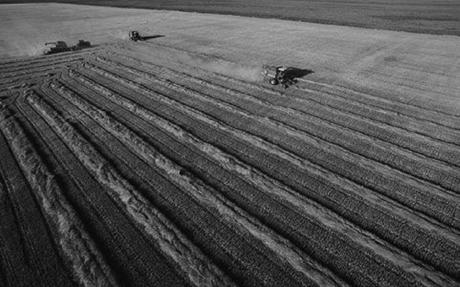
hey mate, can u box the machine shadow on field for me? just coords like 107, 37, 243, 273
287, 68, 313, 79
140, 35, 165, 41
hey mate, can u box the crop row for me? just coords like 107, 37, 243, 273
0, 103, 119, 287
83, 60, 460, 229
15, 88, 190, 287
51, 78, 351, 287
45, 80, 321, 287
70, 67, 460, 284
59, 73, 449, 287
26, 90, 234, 287
98, 56, 460, 174
131, 42, 460, 118
0, 128, 77, 286
112, 52, 460, 136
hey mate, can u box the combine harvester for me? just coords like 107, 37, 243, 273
44, 40, 91, 55
262, 65, 312, 88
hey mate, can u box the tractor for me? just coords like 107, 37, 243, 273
129, 31, 143, 41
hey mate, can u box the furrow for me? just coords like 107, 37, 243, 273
82, 62, 460, 228
51, 79, 347, 287
71, 67, 460, 283
26, 91, 234, 287
0, 105, 119, 287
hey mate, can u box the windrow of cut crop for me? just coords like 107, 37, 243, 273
50, 78, 351, 287
0, 105, 119, 287
69, 68, 459, 286
14, 89, 190, 287
83, 61, 460, 231
26, 91, 235, 287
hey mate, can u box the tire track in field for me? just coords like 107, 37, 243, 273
26, 91, 235, 287
70, 68, 460, 285
81, 62, 460, 231
0, 105, 119, 287
50, 79, 348, 287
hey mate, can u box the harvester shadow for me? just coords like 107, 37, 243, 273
281, 67, 314, 88
287, 68, 313, 79
141, 35, 165, 41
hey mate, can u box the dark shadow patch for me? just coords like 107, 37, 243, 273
279, 67, 314, 88
140, 35, 165, 41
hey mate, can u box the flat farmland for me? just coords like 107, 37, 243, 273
1, 0, 460, 35
1, 3, 460, 287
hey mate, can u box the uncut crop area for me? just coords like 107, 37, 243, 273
1, 4, 460, 287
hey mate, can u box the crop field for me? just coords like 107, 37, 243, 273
2, 0, 460, 35
1, 39, 460, 287
1, 3, 460, 287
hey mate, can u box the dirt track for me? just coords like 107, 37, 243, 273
1, 3, 460, 287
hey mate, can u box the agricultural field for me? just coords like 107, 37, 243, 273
1, 3, 460, 287
2, 0, 460, 35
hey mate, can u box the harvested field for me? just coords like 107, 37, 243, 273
2, 0, 460, 35
1, 3, 460, 287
